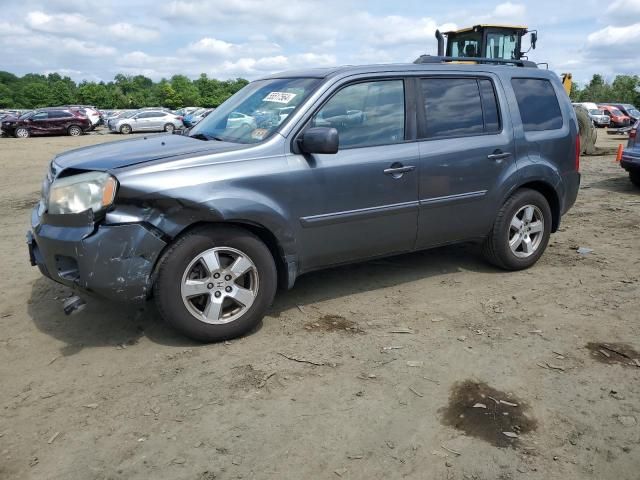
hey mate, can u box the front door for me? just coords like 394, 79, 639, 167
415, 75, 516, 248
29, 111, 50, 135
288, 79, 420, 270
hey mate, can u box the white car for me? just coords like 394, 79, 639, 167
227, 112, 257, 129
589, 109, 610, 128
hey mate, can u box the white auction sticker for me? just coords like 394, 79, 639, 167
263, 92, 297, 104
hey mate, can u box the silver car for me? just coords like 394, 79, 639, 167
109, 110, 184, 134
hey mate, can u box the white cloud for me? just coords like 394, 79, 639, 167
185, 38, 236, 56
493, 2, 526, 18
26, 11, 90, 35
26, 10, 159, 42
107, 23, 159, 42
606, 0, 640, 24
587, 22, 640, 46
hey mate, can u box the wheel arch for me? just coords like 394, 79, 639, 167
149, 220, 293, 295
508, 180, 561, 232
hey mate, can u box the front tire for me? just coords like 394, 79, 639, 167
14, 127, 30, 138
483, 189, 552, 270
120, 124, 132, 134
164, 123, 175, 133
154, 226, 277, 342
630, 171, 640, 188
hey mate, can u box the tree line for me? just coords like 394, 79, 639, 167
0, 71, 249, 110
1, 70, 638, 111
570, 74, 640, 106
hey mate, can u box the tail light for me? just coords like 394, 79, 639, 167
575, 135, 580, 171
630, 122, 637, 139
177, 116, 183, 121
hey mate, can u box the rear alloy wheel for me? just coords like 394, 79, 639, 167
154, 226, 277, 342
120, 124, 132, 134
483, 188, 552, 270
68, 125, 82, 136
15, 127, 29, 138
630, 171, 640, 188
164, 123, 175, 133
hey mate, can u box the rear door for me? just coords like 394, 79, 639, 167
415, 75, 516, 248
47, 110, 71, 134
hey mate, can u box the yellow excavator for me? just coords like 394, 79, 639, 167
414, 24, 596, 154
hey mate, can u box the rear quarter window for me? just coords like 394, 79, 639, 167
511, 78, 563, 131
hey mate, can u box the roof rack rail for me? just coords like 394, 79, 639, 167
413, 55, 538, 68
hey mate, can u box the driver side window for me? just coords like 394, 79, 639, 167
311, 80, 405, 149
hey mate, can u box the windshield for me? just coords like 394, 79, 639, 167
628, 108, 640, 117
610, 108, 624, 116
448, 32, 482, 57
19, 111, 33, 120
589, 109, 602, 115
190, 77, 320, 144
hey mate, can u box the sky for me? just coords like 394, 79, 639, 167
0, 0, 638, 85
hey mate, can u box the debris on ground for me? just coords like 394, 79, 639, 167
576, 247, 594, 255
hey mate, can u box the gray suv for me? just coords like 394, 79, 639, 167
28, 63, 580, 342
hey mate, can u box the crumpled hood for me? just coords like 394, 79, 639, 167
53, 134, 245, 172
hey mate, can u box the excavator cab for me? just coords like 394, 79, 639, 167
438, 25, 537, 61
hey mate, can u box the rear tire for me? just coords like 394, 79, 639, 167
164, 123, 175, 133
68, 125, 83, 136
14, 127, 29, 138
482, 188, 552, 270
630, 171, 640, 188
120, 124, 132, 134
154, 225, 277, 342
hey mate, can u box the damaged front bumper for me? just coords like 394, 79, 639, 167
28, 205, 167, 302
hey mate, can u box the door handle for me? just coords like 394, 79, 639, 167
384, 165, 416, 177
487, 151, 512, 161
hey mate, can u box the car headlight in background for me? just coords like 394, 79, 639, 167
48, 171, 117, 215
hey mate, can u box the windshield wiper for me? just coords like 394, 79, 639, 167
190, 133, 211, 141
190, 132, 227, 142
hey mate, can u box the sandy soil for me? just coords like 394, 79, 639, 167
0, 130, 639, 480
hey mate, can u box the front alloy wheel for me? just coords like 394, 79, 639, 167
154, 226, 277, 342
181, 247, 259, 324
15, 127, 29, 138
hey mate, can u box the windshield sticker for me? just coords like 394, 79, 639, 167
250, 128, 269, 140
263, 92, 297, 104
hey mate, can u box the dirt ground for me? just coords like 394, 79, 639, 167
0, 130, 638, 480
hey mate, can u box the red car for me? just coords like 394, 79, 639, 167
1, 108, 91, 138
600, 105, 631, 128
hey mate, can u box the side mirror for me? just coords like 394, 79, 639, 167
530, 32, 537, 50
298, 127, 339, 154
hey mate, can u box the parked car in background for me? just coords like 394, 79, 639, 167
621, 120, 640, 188
599, 105, 631, 128
588, 109, 610, 127
184, 108, 213, 127
27, 63, 580, 342
182, 108, 207, 128
66, 105, 101, 129
109, 109, 184, 134
2, 108, 90, 138
607, 103, 640, 123
227, 111, 257, 130
174, 107, 199, 117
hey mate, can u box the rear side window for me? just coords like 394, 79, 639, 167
49, 110, 72, 119
511, 78, 563, 131
421, 78, 501, 138
479, 80, 500, 133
